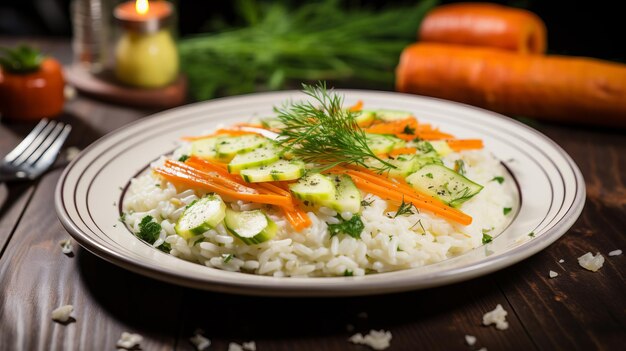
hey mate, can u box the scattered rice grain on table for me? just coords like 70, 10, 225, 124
51, 305, 73, 323
608, 249, 622, 256
348, 329, 392, 350
577, 252, 605, 272
482, 304, 509, 330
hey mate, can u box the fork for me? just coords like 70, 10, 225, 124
0, 119, 72, 182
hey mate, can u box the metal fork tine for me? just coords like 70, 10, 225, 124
30, 124, 72, 177
23, 122, 66, 167
4, 119, 50, 162
10, 120, 58, 166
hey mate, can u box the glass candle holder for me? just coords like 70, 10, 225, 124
113, 0, 178, 88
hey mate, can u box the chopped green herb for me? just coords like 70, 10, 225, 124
503, 207, 512, 215
361, 199, 374, 207
137, 215, 162, 244
410, 219, 426, 234
118, 213, 127, 223
328, 215, 365, 239
222, 253, 234, 263
155, 184, 160, 187
402, 125, 415, 135
343, 269, 354, 276
528, 231, 535, 237
416, 141, 435, 154
425, 173, 433, 179
454, 159, 466, 175
491, 176, 505, 184
394, 197, 416, 218
482, 233, 493, 244
157, 242, 171, 253
178, 154, 190, 162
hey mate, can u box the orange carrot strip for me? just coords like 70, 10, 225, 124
365, 117, 418, 135
415, 131, 455, 140
347, 175, 472, 225
340, 166, 472, 224
164, 160, 253, 193
446, 139, 484, 151
156, 165, 293, 208
418, 3, 547, 54
348, 100, 364, 112
389, 147, 418, 157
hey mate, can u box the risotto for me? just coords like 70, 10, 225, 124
122, 87, 516, 277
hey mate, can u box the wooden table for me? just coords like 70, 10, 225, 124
1, 38, 624, 351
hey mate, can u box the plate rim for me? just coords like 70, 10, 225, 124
54, 89, 586, 296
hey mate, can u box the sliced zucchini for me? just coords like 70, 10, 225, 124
365, 134, 398, 154
260, 117, 286, 130
240, 159, 306, 182
407, 140, 439, 158
224, 209, 277, 245
227, 144, 280, 174
289, 173, 336, 203
406, 164, 483, 207
354, 110, 376, 127
429, 140, 454, 157
190, 137, 219, 160
414, 156, 443, 170
322, 174, 362, 214
372, 109, 414, 122
215, 135, 267, 161
365, 155, 420, 178
175, 195, 226, 239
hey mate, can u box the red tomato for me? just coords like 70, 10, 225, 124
0, 58, 65, 121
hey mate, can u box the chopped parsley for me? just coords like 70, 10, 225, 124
425, 173, 433, 179
503, 207, 512, 215
137, 215, 162, 244
222, 253, 234, 263
394, 198, 416, 218
528, 231, 535, 237
491, 176, 505, 184
402, 125, 415, 135
158, 242, 171, 253
343, 269, 354, 276
482, 233, 493, 244
328, 215, 365, 239
454, 159, 466, 175
178, 154, 190, 162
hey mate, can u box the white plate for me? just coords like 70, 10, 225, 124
55, 90, 585, 297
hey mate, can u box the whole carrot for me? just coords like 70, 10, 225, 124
419, 3, 547, 54
396, 43, 626, 128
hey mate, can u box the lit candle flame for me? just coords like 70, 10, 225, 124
136, 0, 149, 15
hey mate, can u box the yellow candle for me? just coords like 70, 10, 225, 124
113, 1, 178, 88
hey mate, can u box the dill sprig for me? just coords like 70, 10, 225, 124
274, 82, 394, 171
394, 197, 417, 218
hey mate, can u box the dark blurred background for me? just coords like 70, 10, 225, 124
0, 0, 624, 62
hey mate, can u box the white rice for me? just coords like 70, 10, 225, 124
51, 305, 73, 323
349, 329, 392, 350
122, 146, 516, 277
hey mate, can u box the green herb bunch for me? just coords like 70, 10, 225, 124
178, 0, 437, 100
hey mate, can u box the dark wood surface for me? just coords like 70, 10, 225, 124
0, 38, 624, 351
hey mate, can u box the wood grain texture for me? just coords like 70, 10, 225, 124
1, 38, 625, 351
